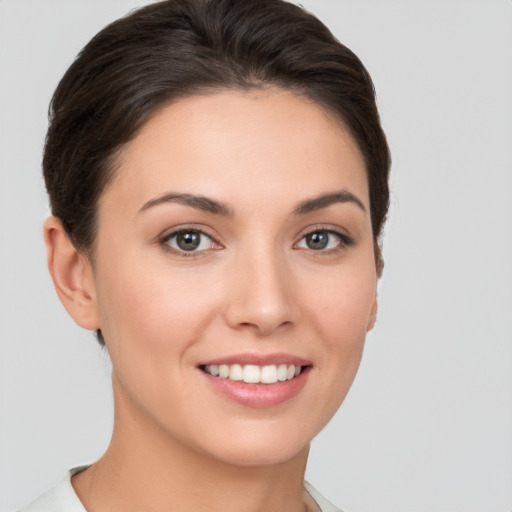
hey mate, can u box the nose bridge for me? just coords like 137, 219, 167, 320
225, 238, 294, 335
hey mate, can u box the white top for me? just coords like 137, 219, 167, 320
18, 468, 343, 512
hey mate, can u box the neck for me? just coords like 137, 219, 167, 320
72, 375, 312, 512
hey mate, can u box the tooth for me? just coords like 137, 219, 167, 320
243, 364, 261, 383
219, 364, 230, 378
209, 362, 302, 383
229, 364, 243, 381
261, 365, 278, 384
277, 364, 288, 382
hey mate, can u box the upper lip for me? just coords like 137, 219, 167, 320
198, 352, 312, 367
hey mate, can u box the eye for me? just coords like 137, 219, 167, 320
296, 230, 350, 251
163, 229, 220, 254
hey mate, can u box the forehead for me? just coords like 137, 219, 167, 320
102, 89, 369, 214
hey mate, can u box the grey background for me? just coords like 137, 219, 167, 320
1, 1, 511, 511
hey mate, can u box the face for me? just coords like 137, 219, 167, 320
89, 89, 377, 467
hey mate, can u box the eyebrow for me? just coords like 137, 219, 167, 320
293, 190, 366, 215
139, 189, 366, 217
139, 193, 233, 216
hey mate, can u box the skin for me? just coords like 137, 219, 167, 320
45, 89, 378, 512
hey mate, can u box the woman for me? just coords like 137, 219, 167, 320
20, 0, 390, 510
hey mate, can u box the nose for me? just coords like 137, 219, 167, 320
223, 246, 296, 336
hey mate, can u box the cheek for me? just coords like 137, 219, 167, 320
305, 264, 376, 342
299, 259, 376, 397
93, 254, 221, 359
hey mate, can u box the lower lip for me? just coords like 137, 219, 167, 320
200, 367, 311, 408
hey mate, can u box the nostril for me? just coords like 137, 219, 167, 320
234, 320, 292, 336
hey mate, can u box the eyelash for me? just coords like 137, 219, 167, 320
159, 226, 354, 258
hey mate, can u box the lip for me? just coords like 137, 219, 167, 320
198, 352, 312, 367
197, 353, 312, 408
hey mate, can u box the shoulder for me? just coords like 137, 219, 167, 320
17, 468, 88, 512
304, 481, 345, 512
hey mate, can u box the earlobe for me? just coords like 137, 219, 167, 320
43, 216, 100, 331
367, 295, 378, 332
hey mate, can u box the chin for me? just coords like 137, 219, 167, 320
212, 440, 310, 468
191, 420, 315, 468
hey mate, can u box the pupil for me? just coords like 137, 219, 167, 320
307, 232, 328, 250
177, 232, 200, 251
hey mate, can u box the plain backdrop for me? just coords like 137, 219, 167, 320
1, 1, 511, 511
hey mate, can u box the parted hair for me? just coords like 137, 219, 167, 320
43, 0, 390, 344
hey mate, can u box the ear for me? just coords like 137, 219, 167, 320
43, 216, 100, 330
366, 294, 378, 332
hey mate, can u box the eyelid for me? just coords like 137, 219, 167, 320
158, 223, 219, 241
295, 224, 352, 240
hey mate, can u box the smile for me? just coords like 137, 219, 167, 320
202, 363, 304, 384
198, 354, 313, 407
